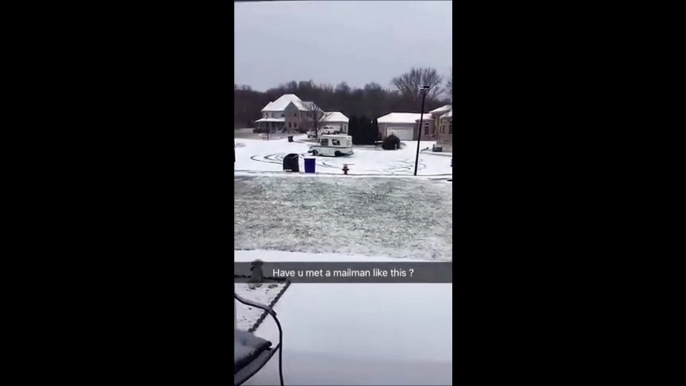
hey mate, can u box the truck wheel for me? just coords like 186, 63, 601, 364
312, 150, 318, 156
335, 151, 342, 157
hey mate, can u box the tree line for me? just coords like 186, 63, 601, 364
234, 67, 452, 128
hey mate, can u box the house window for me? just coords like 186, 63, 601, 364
425, 126, 430, 135
281, 113, 285, 117
294, 113, 297, 117
449, 124, 452, 134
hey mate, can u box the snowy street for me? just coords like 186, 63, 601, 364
235, 134, 452, 177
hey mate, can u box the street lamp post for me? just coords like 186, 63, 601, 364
414, 85, 430, 176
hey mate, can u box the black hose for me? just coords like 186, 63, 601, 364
270, 310, 285, 386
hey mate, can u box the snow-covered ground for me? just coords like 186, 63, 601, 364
235, 251, 452, 385
235, 135, 452, 176
234, 174, 452, 260
234, 135, 453, 384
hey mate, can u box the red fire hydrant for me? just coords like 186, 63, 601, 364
342, 164, 349, 175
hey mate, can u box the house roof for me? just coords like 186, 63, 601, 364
430, 104, 452, 114
254, 117, 286, 123
261, 94, 314, 112
322, 111, 349, 123
377, 113, 432, 124
440, 110, 452, 119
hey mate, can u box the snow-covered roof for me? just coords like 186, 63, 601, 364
440, 110, 452, 119
254, 117, 286, 123
430, 105, 452, 114
321, 111, 349, 123
261, 94, 313, 112
377, 113, 432, 124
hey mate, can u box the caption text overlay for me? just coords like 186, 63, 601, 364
235, 262, 452, 283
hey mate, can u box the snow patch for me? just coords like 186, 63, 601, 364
235, 281, 288, 332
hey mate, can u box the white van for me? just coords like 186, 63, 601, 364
308, 134, 354, 156
307, 127, 340, 138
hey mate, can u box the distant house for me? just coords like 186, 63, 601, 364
419, 105, 452, 140
320, 112, 349, 133
254, 94, 348, 133
435, 108, 452, 152
254, 94, 313, 132
376, 105, 452, 150
377, 113, 432, 140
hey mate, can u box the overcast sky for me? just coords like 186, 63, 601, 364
235, 1, 452, 92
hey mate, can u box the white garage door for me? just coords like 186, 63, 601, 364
387, 127, 414, 140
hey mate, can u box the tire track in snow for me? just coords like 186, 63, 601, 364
246, 152, 446, 175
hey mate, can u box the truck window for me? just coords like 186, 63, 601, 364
320, 139, 328, 146
332, 139, 340, 146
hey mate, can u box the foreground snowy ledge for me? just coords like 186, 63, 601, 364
235, 250, 453, 385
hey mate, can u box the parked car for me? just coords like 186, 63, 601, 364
308, 134, 354, 156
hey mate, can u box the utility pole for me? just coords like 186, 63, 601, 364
414, 85, 430, 176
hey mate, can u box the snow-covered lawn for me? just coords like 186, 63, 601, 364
235, 250, 452, 386
235, 135, 452, 176
234, 174, 452, 260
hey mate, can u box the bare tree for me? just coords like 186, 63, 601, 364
446, 67, 452, 100
391, 67, 444, 104
363, 82, 387, 118
303, 101, 325, 139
